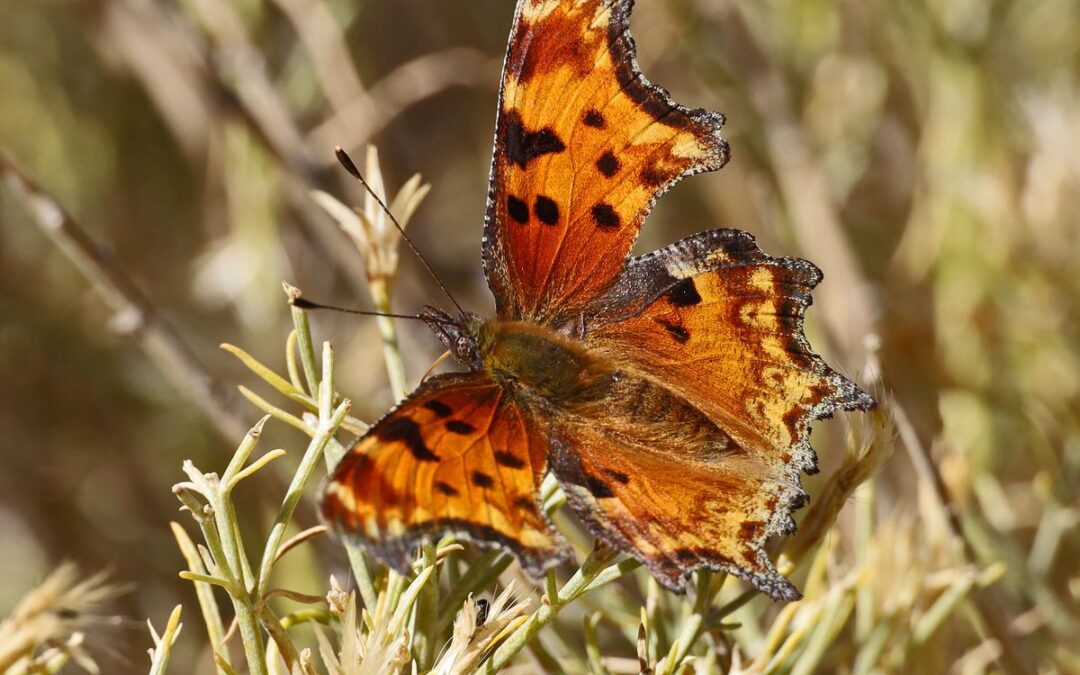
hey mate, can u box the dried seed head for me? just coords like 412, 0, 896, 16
311, 146, 431, 284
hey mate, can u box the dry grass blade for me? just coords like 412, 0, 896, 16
0, 563, 122, 672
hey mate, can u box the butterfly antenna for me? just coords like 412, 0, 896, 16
285, 283, 457, 325
334, 147, 466, 317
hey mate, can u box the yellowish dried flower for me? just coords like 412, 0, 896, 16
311, 145, 431, 284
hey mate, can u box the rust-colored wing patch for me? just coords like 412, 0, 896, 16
320, 372, 572, 575
482, 0, 729, 324
548, 369, 803, 599
589, 229, 874, 481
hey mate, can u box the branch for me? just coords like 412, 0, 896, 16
0, 153, 250, 443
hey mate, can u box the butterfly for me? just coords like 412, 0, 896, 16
320, 0, 873, 601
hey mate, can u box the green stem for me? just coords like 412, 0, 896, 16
658, 571, 716, 674
481, 545, 638, 673
413, 545, 441, 670
208, 480, 266, 675
713, 587, 758, 623
368, 278, 409, 401
171, 523, 231, 672
290, 304, 320, 396
365, 277, 413, 629
298, 291, 386, 609
854, 480, 876, 642
230, 584, 268, 675
257, 394, 351, 597
345, 546, 380, 615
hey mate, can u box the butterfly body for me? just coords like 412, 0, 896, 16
322, 0, 874, 601
424, 308, 615, 408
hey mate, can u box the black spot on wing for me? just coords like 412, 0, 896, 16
592, 203, 620, 230
534, 195, 560, 225
585, 474, 615, 498
674, 548, 697, 562
434, 480, 460, 497
596, 151, 620, 177
446, 420, 476, 435
494, 450, 527, 470
513, 495, 536, 511
656, 318, 690, 343
507, 195, 530, 224
784, 338, 814, 369
641, 166, 666, 186
505, 112, 566, 168
665, 278, 702, 307
424, 399, 453, 418
377, 417, 438, 462
602, 468, 630, 485
583, 109, 606, 128
471, 471, 495, 489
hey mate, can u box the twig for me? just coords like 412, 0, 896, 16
269, 0, 367, 115
0, 153, 250, 443
307, 47, 498, 157
255, 346, 351, 598
368, 278, 410, 402
171, 523, 232, 672
88, 0, 372, 298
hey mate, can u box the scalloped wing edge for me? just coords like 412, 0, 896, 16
319, 372, 575, 579
482, 0, 731, 315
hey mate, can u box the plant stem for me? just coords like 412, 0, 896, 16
207, 476, 266, 675
658, 571, 716, 674
171, 523, 231, 672
481, 545, 638, 673
1, 152, 249, 442
290, 302, 378, 612
368, 278, 409, 401
257, 394, 351, 597
289, 303, 321, 396
413, 545, 441, 670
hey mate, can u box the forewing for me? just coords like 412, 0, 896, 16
483, 0, 729, 324
321, 372, 572, 575
589, 229, 874, 480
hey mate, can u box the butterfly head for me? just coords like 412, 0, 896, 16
419, 305, 486, 370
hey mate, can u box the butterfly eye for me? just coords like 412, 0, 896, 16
611, 371, 625, 383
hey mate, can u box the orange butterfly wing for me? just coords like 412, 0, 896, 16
588, 229, 875, 478
550, 414, 802, 600
321, 372, 572, 575
503, 230, 874, 597
482, 0, 729, 323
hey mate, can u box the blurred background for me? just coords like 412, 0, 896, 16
0, 0, 1077, 672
